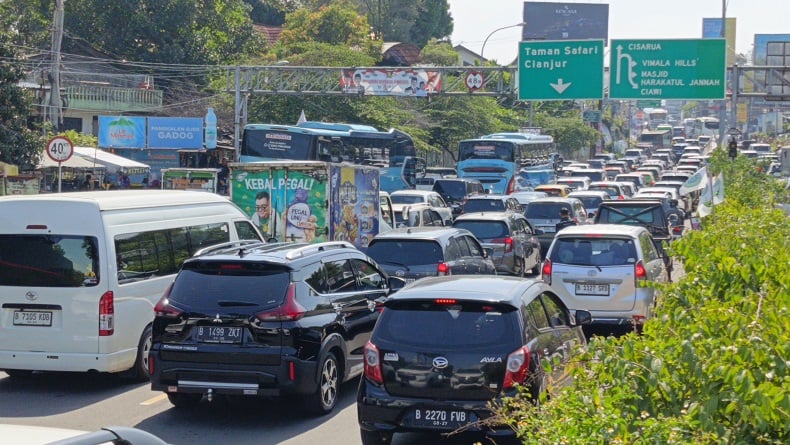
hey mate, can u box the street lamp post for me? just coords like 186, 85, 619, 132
480, 22, 525, 62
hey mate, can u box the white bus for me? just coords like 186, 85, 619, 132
0, 191, 262, 379
691, 117, 720, 138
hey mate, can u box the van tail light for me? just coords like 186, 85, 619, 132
634, 260, 647, 285
617, 195, 625, 200
154, 283, 183, 318
503, 346, 531, 390
363, 341, 384, 384
541, 259, 552, 285
255, 283, 306, 321
99, 291, 114, 336
437, 262, 450, 276
492, 237, 514, 253
506, 177, 515, 195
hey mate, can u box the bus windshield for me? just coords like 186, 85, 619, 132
458, 140, 515, 162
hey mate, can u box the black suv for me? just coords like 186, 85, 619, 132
149, 241, 404, 414
432, 178, 485, 216
358, 276, 591, 444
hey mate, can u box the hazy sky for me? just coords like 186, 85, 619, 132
448, 0, 789, 63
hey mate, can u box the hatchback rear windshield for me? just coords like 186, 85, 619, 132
0, 235, 100, 287
452, 221, 508, 241
598, 205, 664, 225
462, 199, 505, 213
367, 240, 443, 266
168, 262, 290, 310
375, 301, 518, 348
525, 202, 568, 219
549, 238, 638, 266
391, 195, 425, 205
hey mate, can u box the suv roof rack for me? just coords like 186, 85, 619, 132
284, 241, 356, 260
193, 240, 268, 257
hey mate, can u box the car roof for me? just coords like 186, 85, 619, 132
528, 197, 581, 204
391, 190, 437, 196
387, 275, 545, 306
465, 194, 512, 200
568, 190, 610, 198
187, 241, 365, 267
553, 223, 648, 237
454, 211, 520, 222
371, 226, 471, 241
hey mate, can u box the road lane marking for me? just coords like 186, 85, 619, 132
140, 393, 168, 406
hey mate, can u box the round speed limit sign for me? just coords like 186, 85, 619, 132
465, 71, 485, 90
46, 136, 74, 163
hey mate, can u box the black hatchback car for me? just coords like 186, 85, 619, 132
149, 241, 404, 414
358, 276, 591, 444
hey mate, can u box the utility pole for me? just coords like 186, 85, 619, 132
718, 0, 727, 145
49, 0, 65, 131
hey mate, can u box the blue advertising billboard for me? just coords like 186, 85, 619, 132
148, 117, 204, 149
753, 34, 790, 65
522, 2, 609, 44
98, 116, 147, 148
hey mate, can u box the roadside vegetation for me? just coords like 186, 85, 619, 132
497, 150, 789, 444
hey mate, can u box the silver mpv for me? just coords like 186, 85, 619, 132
541, 224, 668, 329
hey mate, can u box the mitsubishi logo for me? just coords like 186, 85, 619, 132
212, 314, 223, 323
432, 357, 449, 369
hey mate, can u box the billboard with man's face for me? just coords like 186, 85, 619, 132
522, 2, 609, 44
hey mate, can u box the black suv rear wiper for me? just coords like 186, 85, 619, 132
217, 300, 259, 307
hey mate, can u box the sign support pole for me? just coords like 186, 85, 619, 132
58, 162, 62, 193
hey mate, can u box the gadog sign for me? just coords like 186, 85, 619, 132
148, 117, 204, 149
99, 116, 204, 149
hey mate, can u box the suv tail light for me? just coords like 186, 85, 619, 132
437, 262, 450, 276
541, 259, 552, 285
503, 346, 531, 390
99, 291, 114, 336
154, 283, 183, 318
256, 283, 306, 321
363, 341, 383, 384
492, 237, 514, 253
634, 260, 647, 285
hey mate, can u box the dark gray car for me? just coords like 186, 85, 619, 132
453, 212, 542, 276
365, 227, 496, 283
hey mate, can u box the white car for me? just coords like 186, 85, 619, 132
390, 190, 453, 225
0, 424, 168, 445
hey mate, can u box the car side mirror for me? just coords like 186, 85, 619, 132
483, 247, 493, 258
574, 309, 592, 326
533, 228, 544, 236
387, 276, 407, 293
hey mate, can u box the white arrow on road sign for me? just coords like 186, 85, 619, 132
550, 79, 572, 94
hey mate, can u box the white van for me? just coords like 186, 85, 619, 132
0, 190, 262, 379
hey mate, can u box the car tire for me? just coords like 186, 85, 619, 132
360, 429, 392, 445
530, 252, 542, 276
304, 351, 339, 415
122, 325, 152, 381
166, 392, 202, 408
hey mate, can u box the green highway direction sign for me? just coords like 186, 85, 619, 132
518, 40, 604, 101
609, 39, 726, 99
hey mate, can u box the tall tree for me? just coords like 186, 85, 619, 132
357, 0, 451, 46
0, 33, 45, 170
411, 0, 453, 47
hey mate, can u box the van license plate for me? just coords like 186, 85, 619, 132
575, 284, 609, 296
195, 326, 243, 344
409, 408, 472, 429
13, 311, 52, 326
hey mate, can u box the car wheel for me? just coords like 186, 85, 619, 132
360, 429, 392, 445
123, 325, 152, 381
166, 392, 202, 408
304, 351, 339, 415
530, 252, 542, 276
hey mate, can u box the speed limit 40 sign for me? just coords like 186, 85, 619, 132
46, 136, 74, 163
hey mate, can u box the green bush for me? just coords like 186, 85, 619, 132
497, 153, 790, 444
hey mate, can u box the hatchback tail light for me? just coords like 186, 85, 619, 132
99, 291, 114, 336
363, 341, 383, 384
634, 260, 647, 285
505, 177, 515, 195
492, 237, 514, 253
437, 262, 450, 276
541, 259, 552, 285
503, 346, 531, 390
154, 283, 183, 318
255, 283, 306, 321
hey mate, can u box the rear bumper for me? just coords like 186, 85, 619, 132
149, 350, 318, 398
357, 378, 514, 437
0, 349, 135, 374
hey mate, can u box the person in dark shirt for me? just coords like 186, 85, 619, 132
555, 207, 577, 232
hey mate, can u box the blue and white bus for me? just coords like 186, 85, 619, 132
456, 133, 555, 194
240, 121, 423, 193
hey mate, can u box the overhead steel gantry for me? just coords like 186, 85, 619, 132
223, 65, 790, 152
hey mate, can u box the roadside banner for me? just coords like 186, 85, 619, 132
697, 173, 724, 217
680, 166, 709, 196
340, 68, 442, 96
